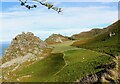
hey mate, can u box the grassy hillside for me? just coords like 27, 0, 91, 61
49, 49, 112, 82
50, 41, 77, 53
2, 21, 119, 82
72, 20, 120, 56
72, 28, 103, 40
7, 53, 65, 82
7, 41, 113, 82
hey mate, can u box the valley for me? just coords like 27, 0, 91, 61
2, 40, 113, 82
1, 20, 119, 83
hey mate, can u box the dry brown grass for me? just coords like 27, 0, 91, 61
72, 40, 87, 46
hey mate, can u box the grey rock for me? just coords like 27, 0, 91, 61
3, 32, 48, 62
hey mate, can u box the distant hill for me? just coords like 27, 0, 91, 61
72, 20, 120, 56
45, 34, 70, 44
72, 28, 103, 40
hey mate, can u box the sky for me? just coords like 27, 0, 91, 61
0, 0, 119, 42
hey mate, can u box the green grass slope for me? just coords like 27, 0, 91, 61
49, 49, 112, 82
11, 41, 113, 82
11, 53, 65, 82
50, 41, 78, 53
72, 20, 120, 56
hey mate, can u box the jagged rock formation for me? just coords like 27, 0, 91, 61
2, 32, 47, 63
45, 34, 70, 44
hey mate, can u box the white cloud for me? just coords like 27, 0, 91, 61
1, 3, 118, 42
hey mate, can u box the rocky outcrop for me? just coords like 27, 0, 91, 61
79, 56, 119, 83
2, 32, 47, 63
45, 34, 70, 44
1, 53, 44, 69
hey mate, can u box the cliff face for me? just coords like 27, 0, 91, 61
2, 32, 47, 63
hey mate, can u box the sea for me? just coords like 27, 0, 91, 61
0, 42, 10, 57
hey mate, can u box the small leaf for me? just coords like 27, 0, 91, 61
33, 5, 37, 8
21, 2, 25, 6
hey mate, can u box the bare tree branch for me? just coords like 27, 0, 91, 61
18, 0, 63, 14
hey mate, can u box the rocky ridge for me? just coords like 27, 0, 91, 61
45, 34, 70, 44
1, 32, 51, 82
2, 32, 47, 63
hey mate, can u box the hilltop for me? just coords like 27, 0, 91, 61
72, 28, 103, 40
2, 32, 47, 63
45, 34, 70, 44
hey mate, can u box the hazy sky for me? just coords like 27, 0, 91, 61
0, 0, 118, 42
